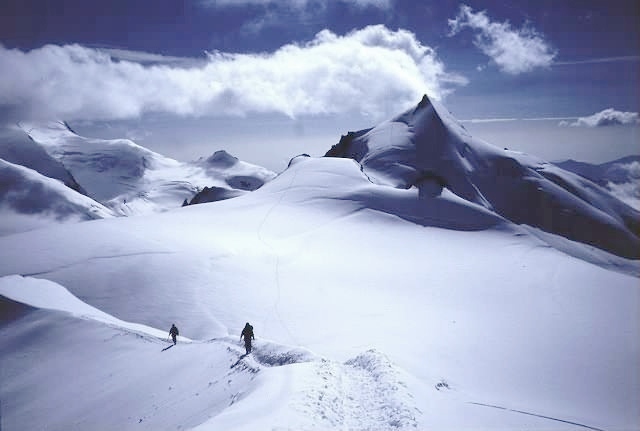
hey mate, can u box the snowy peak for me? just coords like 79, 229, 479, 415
204, 150, 239, 168
326, 94, 490, 208
326, 95, 640, 258
21, 121, 168, 202
15, 123, 277, 216
194, 150, 276, 193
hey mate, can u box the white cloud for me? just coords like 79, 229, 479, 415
448, 4, 556, 75
553, 55, 640, 66
606, 161, 640, 210
203, 0, 392, 9
206, 0, 394, 35
607, 181, 640, 211
0, 26, 465, 122
559, 109, 640, 127
462, 116, 577, 123
462, 117, 518, 124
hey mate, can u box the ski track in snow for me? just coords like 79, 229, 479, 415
19, 250, 177, 277
467, 402, 606, 431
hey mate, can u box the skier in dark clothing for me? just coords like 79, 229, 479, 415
240, 322, 255, 354
168, 324, 179, 345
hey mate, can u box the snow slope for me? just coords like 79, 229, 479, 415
1, 151, 639, 430
20, 121, 276, 216
0, 158, 114, 236
326, 95, 640, 259
0, 125, 86, 194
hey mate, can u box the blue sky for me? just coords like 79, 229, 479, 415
1, 0, 638, 170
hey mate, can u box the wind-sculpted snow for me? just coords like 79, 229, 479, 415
250, 340, 317, 367
326, 95, 640, 258
342, 350, 420, 429
270, 155, 504, 231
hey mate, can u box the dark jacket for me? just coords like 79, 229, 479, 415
241, 324, 254, 342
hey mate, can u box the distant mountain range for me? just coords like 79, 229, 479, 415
556, 156, 640, 211
1, 97, 638, 258
0, 121, 275, 233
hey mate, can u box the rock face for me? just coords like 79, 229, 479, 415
184, 186, 243, 205
326, 95, 640, 259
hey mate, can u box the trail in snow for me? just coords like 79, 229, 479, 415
293, 350, 420, 430
254, 164, 302, 346
3, 274, 634, 430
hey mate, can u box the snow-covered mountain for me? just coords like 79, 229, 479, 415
20, 121, 276, 216
326, 95, 640, 259
1, 97, 639, 431
0, 122, 276, 235
185, 150, 274, 205
0, 158, 115, 236
0, 126, 85, 194
557, 156, 640, 211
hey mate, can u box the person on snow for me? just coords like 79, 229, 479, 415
240, 322, 255, 355
168, 323, 179, 345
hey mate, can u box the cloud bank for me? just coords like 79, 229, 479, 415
559, 109, 640, 127
448, 4, 556, 74
0, 25, 465, 122
607, 161, 640, 211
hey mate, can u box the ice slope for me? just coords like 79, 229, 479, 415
1, 155, 638, 430
21, 121, 276, 215
326, 95, 640, 259
0, 158, 114, 236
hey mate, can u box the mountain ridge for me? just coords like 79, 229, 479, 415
326, 95, 640, 258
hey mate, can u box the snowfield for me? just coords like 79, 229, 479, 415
1, 97, 639, 431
